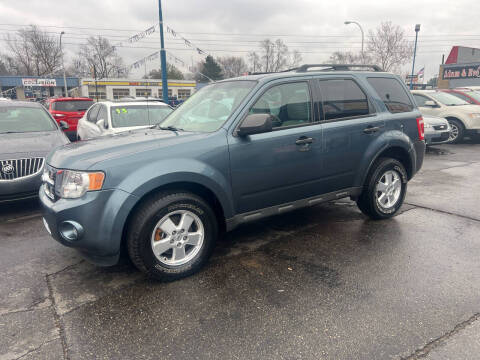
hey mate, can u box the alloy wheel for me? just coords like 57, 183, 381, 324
375, 170, 402, 210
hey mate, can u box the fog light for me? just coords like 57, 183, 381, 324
58, 221, 84, 242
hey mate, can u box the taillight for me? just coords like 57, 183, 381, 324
416, 116, 424, 141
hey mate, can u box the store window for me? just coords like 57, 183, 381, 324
88, 85, 106, 100
177, 89, 191, 100
158, 89, 173, 98
136, 89, 152, 97
112, 88, 131, 100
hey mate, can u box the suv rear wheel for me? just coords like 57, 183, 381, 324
357, 158, 408, 219
127, 191, 218, 281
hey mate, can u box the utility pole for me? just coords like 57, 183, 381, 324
59, 31, 68, 97
93, 64, 99, 102
410, 24, 421, 90
158, 0, 169, 104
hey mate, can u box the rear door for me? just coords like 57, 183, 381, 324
315, 77, 385, 193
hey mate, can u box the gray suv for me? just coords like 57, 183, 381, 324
40, 64, 425, 281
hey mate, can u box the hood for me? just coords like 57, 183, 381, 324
0, 130, 69, 160
47, 128, 209, 170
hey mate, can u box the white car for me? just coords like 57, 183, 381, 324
423, 115, 451, 145
411, 90, 480, 143
77, 100, 173, 140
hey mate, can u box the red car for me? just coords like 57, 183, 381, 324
44, 97, 94, 140
440, 88, 480, 105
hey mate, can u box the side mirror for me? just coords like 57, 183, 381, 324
424, 100, 438, 107
96, 118, 108, 129
59, 120, 69, 130
237, 114, 273, 137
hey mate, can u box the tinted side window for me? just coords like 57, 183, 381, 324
87, 105, 100, 123
413, 94, 429, 107
367, 77, 414, 113
250, 82, 311, 128
318, 79, 370, 121
450, 92, 472, 103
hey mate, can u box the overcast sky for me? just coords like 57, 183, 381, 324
1, 0, 479, 81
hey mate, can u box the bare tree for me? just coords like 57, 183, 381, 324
367, 22, 413, 73
4, 25, 62, 76
77, 36, 128, 79
251, 39, 302, 72
329, 51, 373, 64
216, 56, 248, 78
247, 51, 261, 72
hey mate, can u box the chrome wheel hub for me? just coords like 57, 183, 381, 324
448, 123, 458, 142
375, 170, 402, 210
151, 210, 204, 266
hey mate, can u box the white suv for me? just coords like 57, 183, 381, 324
411, 90, 480, 143
77, 100, 173, 140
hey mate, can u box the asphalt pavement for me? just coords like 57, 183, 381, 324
1, 139, 480, 360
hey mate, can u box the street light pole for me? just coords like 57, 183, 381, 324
59, 31, 68, 97
158, 0, 169, 104
410, 24, 421, 90
344, 21, 364, 63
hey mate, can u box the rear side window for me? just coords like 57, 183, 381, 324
367, 77, 414, 113
53, 100, 94, 112
318, 79, 370, 121
413, 94, 429, 107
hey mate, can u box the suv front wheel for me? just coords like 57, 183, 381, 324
356, 158, 408, 220
127, 191, 218, 281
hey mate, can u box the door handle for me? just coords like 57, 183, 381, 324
295, 137, 314, 145
363, 126, 380, 134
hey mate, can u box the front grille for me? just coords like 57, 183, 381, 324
433, 124, 448, 131
0, 158, 45, 181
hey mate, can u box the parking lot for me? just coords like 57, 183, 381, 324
1, 139, 480, 360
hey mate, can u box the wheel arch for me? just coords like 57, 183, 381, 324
119, 180, 228, 259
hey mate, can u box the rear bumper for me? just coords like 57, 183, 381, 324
411, 140, 426, 177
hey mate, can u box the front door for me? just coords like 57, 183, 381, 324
228, 81, 323, 214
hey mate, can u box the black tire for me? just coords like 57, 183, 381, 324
127, 191, 218, 281
356, 158, 408, 220
447, 118, 464, 144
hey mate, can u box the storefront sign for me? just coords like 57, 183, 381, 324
442, 64, 480, 80
22, 78, 57, 87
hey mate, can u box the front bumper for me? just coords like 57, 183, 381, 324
39, 185, 138, 266
425, 130, 451, 145
0, 173, 42, 203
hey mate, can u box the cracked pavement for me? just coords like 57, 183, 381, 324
1, 139, 480, 359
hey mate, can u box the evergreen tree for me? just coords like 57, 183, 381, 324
196, 55, 223, 82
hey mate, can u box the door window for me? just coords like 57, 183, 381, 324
317, 79, 370, 120
249, 82, 311, 129
413, 94, 430, 107
87, 104, 100, 123
97, 105, 108, 122
367, 77, 414, 113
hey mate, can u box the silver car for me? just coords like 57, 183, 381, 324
0, 101, 69, 202
423, 115, 451, 145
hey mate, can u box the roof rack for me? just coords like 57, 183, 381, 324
296, 64, 383, 72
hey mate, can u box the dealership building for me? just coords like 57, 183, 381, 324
438, 46, 480, 89
0, 76, 80, 99
79, 78, 196, 101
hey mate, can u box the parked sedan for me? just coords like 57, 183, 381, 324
77, 101, 173, 140
0, 101, 69, 202
423, 115, 451, 145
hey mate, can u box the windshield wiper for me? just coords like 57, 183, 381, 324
0, 131, 21, 134
154, 125, 184, 132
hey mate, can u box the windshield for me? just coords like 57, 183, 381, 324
464, 91, 480, 102
111, 105, 173, 128
430, 92, 469, 106
53, 100, 94, 112
0, 106, 57, 133
159, 80, 256, 132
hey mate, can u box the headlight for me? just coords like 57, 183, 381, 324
57, 170, 105, 199
468, 113, 480, 119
